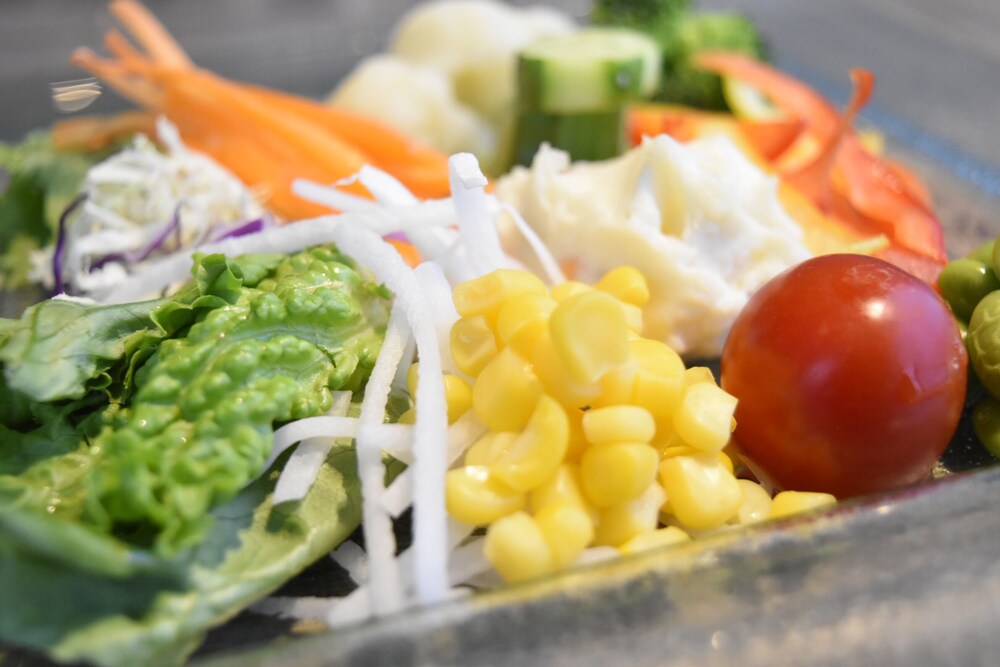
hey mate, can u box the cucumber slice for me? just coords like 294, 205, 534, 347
513, 110, 624, 166
518, 28, 661, 114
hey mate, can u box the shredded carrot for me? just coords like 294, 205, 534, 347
52, 110, 156, 152
66, 0, 452, 220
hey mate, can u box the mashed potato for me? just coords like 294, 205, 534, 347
495, 134, 812, 357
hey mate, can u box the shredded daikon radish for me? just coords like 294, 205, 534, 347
262, 415, 361, 473
292, 179, 379, 213
325, 587, 375, 628
413, 261, 462, 377
249, 596, 332, 621
448, 153, 509, 281
272, 392, 354, 505
499, 203, 565, 286
379, 472, 412, 519
355, 303, 410, 614
331, 540, 370, 585
351, 165, 420, 206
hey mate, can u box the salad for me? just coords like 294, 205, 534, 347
0, 1, 997, 666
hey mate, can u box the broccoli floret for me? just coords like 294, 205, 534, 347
590, 0, 691, 30
658, 12, 766, 109
589, 2, 767, 111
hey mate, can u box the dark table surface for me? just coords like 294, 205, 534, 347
2, 2, 1000, 666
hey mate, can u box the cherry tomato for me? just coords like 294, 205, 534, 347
720, 254, 967, 498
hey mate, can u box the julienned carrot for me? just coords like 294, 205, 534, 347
67, 0, 453, 219
51, 110, 156, 152
241, 84, 449, 173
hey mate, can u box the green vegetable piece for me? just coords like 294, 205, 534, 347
513, 27, 661, 165
0, 131, 109, 289
972, 396, 1000, 460
968, 238, 996, 265
659, 12, 766, 110
968, 290, 1000, 401
0, 445, 362, 667
590, 0, 692, 37
993, 234, 1000, 278
1, 245, 390, 558
937, 257, 1000, 322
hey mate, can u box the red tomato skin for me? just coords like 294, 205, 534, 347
720, 254, 967, 498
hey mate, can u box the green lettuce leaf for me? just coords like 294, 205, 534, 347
0, 444, 361, 667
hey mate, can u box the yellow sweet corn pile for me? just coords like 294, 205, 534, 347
431, 267, 835, 583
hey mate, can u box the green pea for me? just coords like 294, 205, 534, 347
937, 257, 1000, 322
969, 238, 996, 265
968, 290, 1000, 400
972, 396, 1000, 460
993, 234, 1000, 278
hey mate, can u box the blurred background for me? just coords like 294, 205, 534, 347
2, 0, 998, 240
2, 0, 998, 168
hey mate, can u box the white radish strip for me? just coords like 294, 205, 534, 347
446, 410, 488, 466
352, 165, 419, 206
261, 415, 361, 473
272, 391, 354, 505
355, 303, 410, 615
292, 179, 379, 213
248, 596, 332, 621
380, 410, 485, 518
391, 333, 417, 393
447, 538, 495, 587
331, 540, 370, 586
499, 203, 566, 286
325, 586, 375, 628
448, 153, 508, 280
373, 423, 416, 463
379, 470, 412, 519
413, 261, 462, 377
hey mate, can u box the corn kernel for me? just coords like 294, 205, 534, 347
684, 366, 716, 386
659, 454, 741, 531
595, 266, 650, 307
581, 442, 659, 507
550, 280, 592, 303
769, 491, 836, 520
529, 463, 594, 520
564, 407, 589, 462
451, 315, 498, 377
619, 526, 690, 555
672, 382, 737, 453
483, 511, 555, 583
593, 361, 638, 409
472, 347, 542, 432
619, 302, 644, 334
406, 363, 420, 396
534, 501, 595, 568
490, 394, 569, 493
593, 482, 666, 547
496, 292, 556, 355
443, 374, 473, 424
397, 408, 416, 424
452, 269, 547, 320
549, 291, 629, 385
464, 431, 517, 467
445, 465, 525, 526
733, 479, 772, 525
628, 339, 685, 419
582, 405, 656, 446
531, 330, 601, 409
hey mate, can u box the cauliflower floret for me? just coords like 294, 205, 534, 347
495, 135, 813, 357
328, 54, 493, 158
328, 0, 575, 173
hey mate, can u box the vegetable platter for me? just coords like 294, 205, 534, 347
2, 1, 1000, 666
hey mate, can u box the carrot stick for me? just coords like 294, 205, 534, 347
51, 111, 156, 152
109, 0, 192, 68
